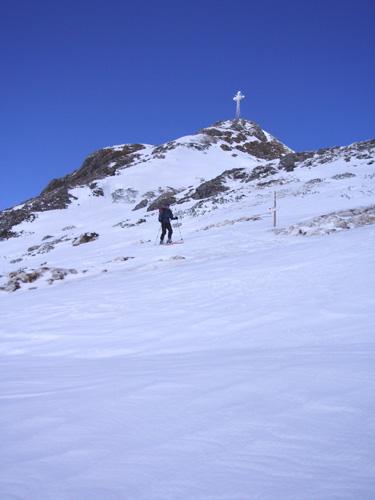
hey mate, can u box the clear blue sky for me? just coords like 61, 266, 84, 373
1, 0, 374, 210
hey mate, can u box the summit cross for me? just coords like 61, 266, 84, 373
233, 91, 245, 119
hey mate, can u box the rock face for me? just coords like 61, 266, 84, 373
0, 144, 146, 237
195, 119, 293, 159
41, 144, 146, 196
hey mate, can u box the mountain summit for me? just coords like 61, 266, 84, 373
194, 119, 293, 158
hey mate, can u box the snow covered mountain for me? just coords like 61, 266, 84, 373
0, 118, 374, 291
1, 119, 375, 499
0, 119, 292, 234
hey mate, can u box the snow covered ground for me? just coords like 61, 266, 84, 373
1, 127, 375, 499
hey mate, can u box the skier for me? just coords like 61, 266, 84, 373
158, 202, 178, 244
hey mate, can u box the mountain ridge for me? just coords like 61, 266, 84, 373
1, 119, 374, 240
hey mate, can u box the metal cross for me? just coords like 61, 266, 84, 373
233, 91, 245, 119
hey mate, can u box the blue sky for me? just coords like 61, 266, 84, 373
1, 0, 374, 211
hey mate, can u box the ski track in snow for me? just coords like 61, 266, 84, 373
1, 132, 375, 499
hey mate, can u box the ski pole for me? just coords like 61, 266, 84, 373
176, 220, 183, 241
154, 226, 161, 245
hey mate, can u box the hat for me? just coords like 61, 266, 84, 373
165, 203, 170, 207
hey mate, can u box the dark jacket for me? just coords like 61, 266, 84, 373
158, 208, 175, 224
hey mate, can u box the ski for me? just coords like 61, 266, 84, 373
164, 241, 184, 246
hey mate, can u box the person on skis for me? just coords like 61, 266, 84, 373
158, 202, 178, 244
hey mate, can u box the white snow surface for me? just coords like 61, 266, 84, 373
1, 126, 375, 499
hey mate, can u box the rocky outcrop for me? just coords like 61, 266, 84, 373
183, 164, 279, 203
72, 232, 99, 246
191, 178, 229, 200
275, 205, 375, 237
147, 193, 178, 212
41, 144, 146, 196
0, 267, 78, 292
278, 151, 316, 172
0, 144, 145, 237
278, 139, 375, 172
133, 199, 148, 211
111, 188, 138, 204
196, 119, 293, 160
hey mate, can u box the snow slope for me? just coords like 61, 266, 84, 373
1, 123, 375, 499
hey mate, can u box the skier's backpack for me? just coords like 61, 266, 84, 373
158, 207, 163, 222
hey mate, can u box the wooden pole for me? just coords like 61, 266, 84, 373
273, 191, 277, 227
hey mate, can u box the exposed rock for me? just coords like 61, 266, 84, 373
9, 270, 40, 283
25, 235, 71, 256
133, 199, 148, 211
36, 243, 55, 254
0, 209, 38, 240
222, 164, 279, 183
72, 232, 99, 246
0, 267, 78, 292
0, 228, 19, 241
111, 188, 138, 203
50, 268, 72, 280
113, 256, 134, 262
113, 218, 144, 228
147, 192, 179, 212
278, 151, 315, 172
42, 144, 145, 196
191, 179, 229, 200
332, 172, 356, 180
186, 164, 279, 202
0, 144, 146, 236
89, 183, 104, 197
196, 119, 292, 160
278, 139, 375, 173
113, 220, 131, 228
2, 280, 21, 292
152, 142, 177, 157
234, 141, 290, 159
275, 205, 375, 237
306, 178, 324, 185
